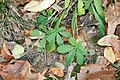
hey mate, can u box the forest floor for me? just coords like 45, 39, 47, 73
0, 0, 120, 80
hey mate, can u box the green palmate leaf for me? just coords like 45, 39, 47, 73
69, 37, 76, 46
56, 33, 63, 45
76, 49, 84, 65
65, 0, 70, 9
78, 0, 85, 16
71, 8, 77, 35
57, 45, 74, 53
77, 41, 83, 47
77, 42, 86, 55
41, 19, 48, 25
39, 25, 47, 32
47, 29, 54, 34
55, 11, 65, 29
46, 39, 55, 53
47, 32, 56, 42
94, 0, 105, 19
91, 4, 104, 37
78, 47, 86, 55
59, 31, 71, 38
66, 49, 76, 65
30, 29, 40, 36
40, 37, 46, 48
58, 27, 66, 31
37, 15, 47, 23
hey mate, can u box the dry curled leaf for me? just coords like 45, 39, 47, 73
49, 68, 64, 77
24, 0, 55, 12
104, 47, 116, 63
0, 43, 14, 61
97, 34, 119, 46
0, 60, 45, 80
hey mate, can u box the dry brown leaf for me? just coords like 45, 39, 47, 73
105, 2, 120, 34
107, 38, 120, 52
115, 51, 120, 60
0, 43, 14, 61
3, 43, 11, 56
0, 60, 45, 80
41, 68, 48, 76
24, 0, 55, 12
77, 64, 116, 80
97, 34, 119, 46
77, 64, 106, 80
49, 68, 64, 77
104, 47, 116, 63
77, 69, 116, 80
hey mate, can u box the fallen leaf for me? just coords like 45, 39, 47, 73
24, 0, 55, 12
105, 2, 120, 34
107, 38, 120, 52
41, 68, 48, 76
97, 34, 119, 46
77, 64, 116, 80
49, 68, 64, 77
12, 45, 24, 59
54, 62, 65, 70
77, 69, 116, 80
77, 64, 104, 80
104, 47, 116, 63
3, 43, 11, 56
115, 51, 120, 60
0, 60, 45, 80
0, 43, 14, 61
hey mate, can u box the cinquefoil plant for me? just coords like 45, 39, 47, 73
57, 37, 86, 65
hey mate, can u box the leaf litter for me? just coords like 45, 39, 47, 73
0, 0, 120, 80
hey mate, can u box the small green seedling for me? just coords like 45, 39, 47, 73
37, 11, 71, 53
57, 37, 86, 65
